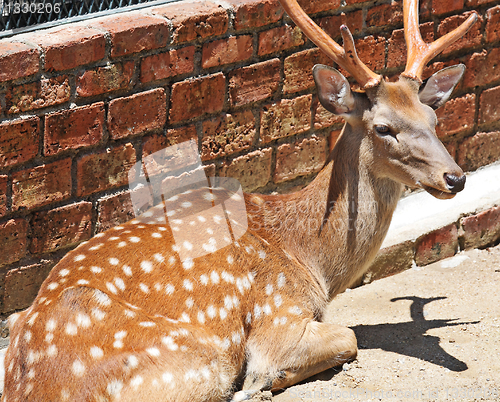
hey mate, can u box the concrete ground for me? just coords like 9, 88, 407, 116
273, 245, 500, 402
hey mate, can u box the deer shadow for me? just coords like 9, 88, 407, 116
305, 296, 479, 385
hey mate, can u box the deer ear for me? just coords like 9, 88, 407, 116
313, 64, 355, 115
419, 64, 465, 110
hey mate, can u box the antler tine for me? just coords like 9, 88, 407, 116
402, 0, 478, 82
279, 0, 381, 88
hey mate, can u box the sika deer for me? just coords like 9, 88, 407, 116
2, 0, 476, 401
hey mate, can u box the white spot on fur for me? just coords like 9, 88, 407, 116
141, 260, 153, 273
129, 236, 141, 243
289, 306, 302, 315
109, 257, 119, 265
197, 311, 206, 324
107, 380, 124, 396
47, 282, 58, 291
92, 308, 106, 321
274, 294, 283, 308
74, 254, 86, 262
130, 375, 144, 388
162, 372, 173, 384
47, 344, 57, 357
139, 321, 156, 327
46, 319, 57, 332
76, 313, 91, 328
165, 284, 175, 295
258, 250, 266, 259
77, 279, 90, 285
90, 266, 102, 274
122, 265, 132, 276
59, 269, 70, 277
139, 283, 149, 293
127, 355, 139, 368
207, 305, 216, 319
154, 253, 164, 263
183, 279, 193, 291
65, 323, 77, 335
146, 347, 161, 357
200, 274, 209, 285
72, 360, 85, 376
265, 284, 273, 295
114, 277, 126, 291
90, 346, 104, 359
182, 258, 194, 270
162, 336, 178, 351
210, 271, 220, 284
106, 282, 118, 294
277, 272, 286, 288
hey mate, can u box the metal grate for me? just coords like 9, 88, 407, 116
0, 0, 178, 37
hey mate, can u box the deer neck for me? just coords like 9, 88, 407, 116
247, 124, 402, 301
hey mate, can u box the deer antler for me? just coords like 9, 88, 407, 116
402, 0, 478, 82
279, 0, 382, 88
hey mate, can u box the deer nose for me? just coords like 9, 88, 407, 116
444, 173, 466, 193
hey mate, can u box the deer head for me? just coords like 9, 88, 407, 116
281, 0, 476, 200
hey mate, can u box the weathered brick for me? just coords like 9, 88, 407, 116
258, 25, 305, 56
466, 0, 497, 6
461, 206, 500, 249
30, 202, 92, 254
12, 159, 72, 210
31, 26, 105, 71
0, 41, 39, 82
298, 0, 341, 14
0, 219, 28, 267
354, 36, 386, 73
44, 102, 104, 156
202, 35, 253, 69
317, 11, 364, 40
415, 224, 458, 266
284, 48, 330, 94
108, 89, 167, 139
0, 175, 7, 217
463, 48, 500, 88
486, 6, 500, 43
6, 76, 70, 114
169, 73, 225, 123
479, 85, 500, 126
143, 126, 198, 159
97, 191, 136, 233
77, 143, 137, 197
387, 23, 434, 69
261, 95, 312, 143
76, 62, 135, 97
432, 0, 464, 15
89, 13, 169, 57
362, 241, 415, 285
436, 93, 475, 139
314, 99, 344, 130
0, 117, 39, 168
201, 111, 256, 161
3, 261, 54, 312
228, 59, 280, 106
366, 2, 403, 28
458, 131, 500, 171
437, 12, 483, 56
228, 0, 283, 30
140, 46, 195, 83
152, 1, 228, 43
274, 136, 327, 183
221, 148, 272, 192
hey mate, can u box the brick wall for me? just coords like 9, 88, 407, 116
0, 0, 499, 315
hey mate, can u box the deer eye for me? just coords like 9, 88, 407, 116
374, 124, 391, 135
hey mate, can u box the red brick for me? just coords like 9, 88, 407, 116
458, 131, 500, 171
344, 0, 365, 4
76, 62, 134, 97
387, 23, 434, 69
284, 48, 330, 94
44, 102, 104, 155
437, 12, 483, 56
89, 13, 169, 57
354, 36, 386, 73
221, 148, 273, 192
274, 135, 327, 183
108, 89, 167, 139
0, 175, 7, 217
169, 73, 225, 123
260, 95, 312, 143
415, 224, 458, 266
229, 59, 280, 106
466, 0, 497, 6
201, 111, 256, 161
486, 6, 500, 43
463, 48, 500, 88
202, 35, 253, 69
436, 93, 475, 139
258, 25, 305, 56
77, 143, 137, 197
228, 0, 284, 30
366, 2, 403, 28
143, 126, 198, 159
461, 206, 500, 249
3, 261, 54, 311
140, 46, 195, 83
97, 191, 136, 233
0, 41, 39, 82
31, 26, 105, 71
152, 1, 228, 43
432, 0, 464, 15
30, 202, 93, 254
314, 99, 344, 130
0, 117, 39, 168
479, 85, 500, 126
317, 11, 364, 40
12, 159, 72, 210
0, 219, 28, 267
298, 0, 341, 14
6, 76, 70, 114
